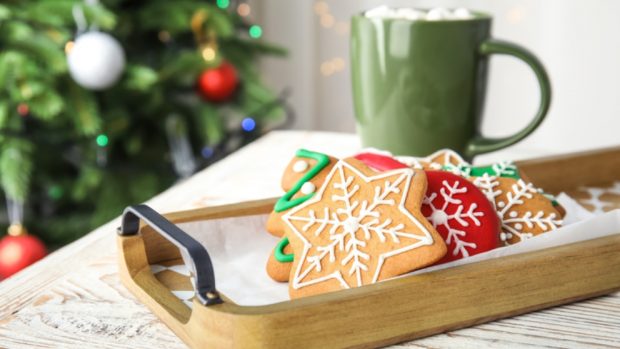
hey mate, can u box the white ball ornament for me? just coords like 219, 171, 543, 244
67, 32, 126, 90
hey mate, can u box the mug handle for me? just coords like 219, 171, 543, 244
465, 39, 551, 159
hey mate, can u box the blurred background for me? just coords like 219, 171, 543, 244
260, 0, 620, 155
1, 0, 619, 278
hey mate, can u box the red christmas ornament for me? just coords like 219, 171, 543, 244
17, 103, 29, 117
0, 225, 47, 279
197, 62, 239, 102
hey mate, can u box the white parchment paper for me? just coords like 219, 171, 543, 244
177, 195, 619, 306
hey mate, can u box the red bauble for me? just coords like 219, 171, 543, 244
197, 62, 239, 102
0, 233, 47, 279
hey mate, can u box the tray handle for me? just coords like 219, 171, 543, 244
117, 204, 222, 306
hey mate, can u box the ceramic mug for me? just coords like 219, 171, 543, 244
350, 10, 551, 160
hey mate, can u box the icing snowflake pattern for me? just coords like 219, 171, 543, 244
395, 149, 466, 170
473, 174, 562, 243
423, 180, 484, 258
282, 160, 434, 290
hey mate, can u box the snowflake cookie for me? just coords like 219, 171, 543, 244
422, 171, 501, 263
473, 174, 563, 245
282, 157, 446, 298
394, 149, 467, 170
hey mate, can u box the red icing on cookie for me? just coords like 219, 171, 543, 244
354, 152, 408, 171
422, 171, 500, 264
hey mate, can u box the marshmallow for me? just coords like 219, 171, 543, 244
426, 7, 452, 21
395, 8, 425, 20
453, 8, 473, 19
365, 5, 396, 19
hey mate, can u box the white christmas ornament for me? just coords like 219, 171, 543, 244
67, 32, 126, 90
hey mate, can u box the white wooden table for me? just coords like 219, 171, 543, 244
1, 131, 619, 349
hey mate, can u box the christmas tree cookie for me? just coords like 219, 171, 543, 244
265, 150, 337, 238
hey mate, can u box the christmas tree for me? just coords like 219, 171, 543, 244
0, 0, 287, 248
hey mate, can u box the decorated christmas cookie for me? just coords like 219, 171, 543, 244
444, 161, 521, 179
394, 148, 467, 170
354, 152, 409, 171
266, 149, 337, 237
422, 171, 501, 263
444, 160, 565, 215
473, 174, 563, 245
266, 239, 294, 282
282, 156, 446, 299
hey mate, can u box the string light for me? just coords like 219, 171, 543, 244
96, 134, 109, 147
16, 103, 29, 117
241, 117, 256, 132
320, 57, 346, 77
158, 30, 171, 43
314, 1, 329, 15
248, 25, 262, 39
201, 146, 215, 159
507, 6, 525, 24
64, 41, 74, 54
216, 0, 230, 9
48, 185, 63, 200
320, 13, 335, 28
237, 3, 251, 17
320, 61, 334, 76
335, 21, 349, 35
201, 46, 217, 61
314, 1, 350, 77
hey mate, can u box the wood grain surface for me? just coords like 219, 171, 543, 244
1, 131, 619, 348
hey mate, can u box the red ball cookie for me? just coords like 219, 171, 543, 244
422, 171, 500, 263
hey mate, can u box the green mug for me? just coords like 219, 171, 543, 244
350, 10, 551, 161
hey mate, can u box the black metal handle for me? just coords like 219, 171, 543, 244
118, 204, 222, 306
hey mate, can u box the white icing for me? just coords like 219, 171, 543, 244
423, 179, 483, 258
395, 148, 467, 171
300, 182, 316, 195
282, 161, 432, 290
292, 160, 309, 173
453, 8, 472, 19
473, 175, 562, 245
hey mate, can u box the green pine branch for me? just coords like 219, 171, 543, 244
0, 139, 33, 202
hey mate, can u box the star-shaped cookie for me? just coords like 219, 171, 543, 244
282, 158, 446, 298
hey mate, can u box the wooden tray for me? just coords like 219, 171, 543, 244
116, 146, 620, 349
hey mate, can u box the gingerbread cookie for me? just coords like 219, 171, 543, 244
281, 156, 446, 299
444, 161, 521, 179
444, 160, 565, 218
355, 153, 501, 262
472, 174, 563, 245
422, 171, 501, 263
266, 238, 294, 282
266, 149, 337, 237
394, 148, 467, 170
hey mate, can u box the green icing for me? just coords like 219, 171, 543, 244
274, 237, 294, 263
444, 161, 560, 206
443, 161, 520, 179
274, 149, 330, 212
